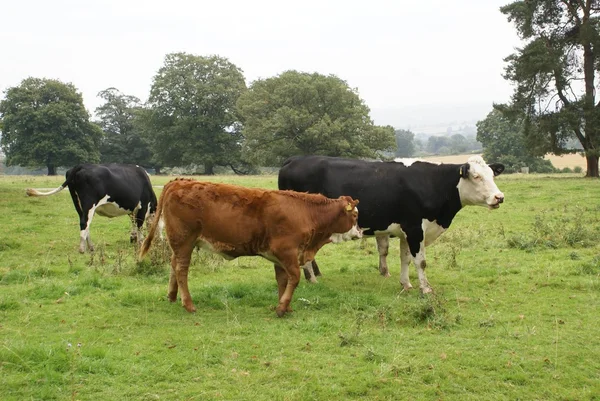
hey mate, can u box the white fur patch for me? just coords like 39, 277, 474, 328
94, 195, 135, 218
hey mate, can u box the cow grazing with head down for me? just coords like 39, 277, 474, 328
138, 178, 361, 317
278, 155, 505, 293
26, 163, 157, 253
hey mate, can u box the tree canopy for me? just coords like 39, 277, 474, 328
500, 0, 600, 177
0, 77, 101, 175
147, 53, 247, 174
477, 109, 555, 173
95, 88, 152, 167
236, 70, 396, 166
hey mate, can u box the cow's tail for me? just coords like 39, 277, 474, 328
25, 180, 69, 197
138, 189, 165, 260
25, 166, 81, 197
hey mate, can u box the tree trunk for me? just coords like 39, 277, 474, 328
154, 166, 162, 175
204, 163, 215, 175
47, 164, 57, 176
585, 154, 599, 178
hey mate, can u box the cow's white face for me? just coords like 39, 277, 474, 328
456, 156, 505, 209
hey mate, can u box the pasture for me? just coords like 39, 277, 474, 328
1, 173, 599, 400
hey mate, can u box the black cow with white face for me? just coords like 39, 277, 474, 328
26, 164, 158, 253
278, 155, 505, 293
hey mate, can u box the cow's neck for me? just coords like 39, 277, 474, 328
429, 164, 464, 229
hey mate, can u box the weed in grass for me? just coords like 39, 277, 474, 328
578, 256, 600, 275
409, 293, 453, 330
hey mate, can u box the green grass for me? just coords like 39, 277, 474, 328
1, 174, 599, 400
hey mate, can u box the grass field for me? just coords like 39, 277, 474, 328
1, 173, 599, 400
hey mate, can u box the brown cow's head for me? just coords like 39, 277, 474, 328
330, 196, 362, 242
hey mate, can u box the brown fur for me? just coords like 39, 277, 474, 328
139, 179, 359, 316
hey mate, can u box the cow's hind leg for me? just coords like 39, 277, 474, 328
79, 202, 96, 253
376, 235, 391, 277
171, 241, 196, 312
275, 257, 301, 317
168, 254, 179, 303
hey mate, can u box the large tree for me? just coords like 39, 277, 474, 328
147, 53, 247, 175
500, 0, 600, 177
0, 78, 101, 175
95, 88, 152, 167
477, 109, 555, 173
236, 70, 396, 166
394, 129, 415, 157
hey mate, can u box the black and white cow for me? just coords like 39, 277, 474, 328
278, 155, 505, 292
26, 164, 158, 253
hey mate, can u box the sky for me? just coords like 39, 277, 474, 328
1, 0, 521, 131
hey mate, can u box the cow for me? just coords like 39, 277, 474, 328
278, 155, 505, 293
26, 163, 158, 253
138, 178, 361, 317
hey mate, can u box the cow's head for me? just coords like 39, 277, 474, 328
456, 156, 505, 209
332, 196, 362, 241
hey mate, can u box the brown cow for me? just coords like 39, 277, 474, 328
139, 178, 360, 317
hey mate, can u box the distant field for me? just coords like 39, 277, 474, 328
422, 153, 587, 169
1, 174, 600, 400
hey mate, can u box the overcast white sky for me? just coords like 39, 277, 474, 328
1, 0, 521, 130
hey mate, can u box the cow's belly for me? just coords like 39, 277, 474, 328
422, 220, 445, 246
373, 219, 446, 245
95, 202, 131, 217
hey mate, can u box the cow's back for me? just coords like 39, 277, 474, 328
279, 156, 421, 233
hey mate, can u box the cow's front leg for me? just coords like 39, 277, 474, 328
412, 244, 431, 294
405, 229, 431, 293
376, 235, 391, 277
399, 238, 413, 290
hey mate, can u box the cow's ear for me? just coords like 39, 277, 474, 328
459, 163, 470, 178
489, 163, 505, 176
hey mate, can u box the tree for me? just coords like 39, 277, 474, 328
95, 88, 153, 167
477, 109, 555, 173
236, 70, 396, 166
146, 53, 247, 175
0, 77, 101, 175
500, 0, 600, 177
426, 135, 450, 154
394, 129, 415, 157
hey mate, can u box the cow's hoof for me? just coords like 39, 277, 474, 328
421, 287, 433, 294
78, 248, 85, 254
276, 307, 287, 317
167, 293, 177, 303
402, 283, 414, 291
307, 277, 318, 284
183, 303, 196, 313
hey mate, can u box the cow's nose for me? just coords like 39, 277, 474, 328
496, 194, 505, 204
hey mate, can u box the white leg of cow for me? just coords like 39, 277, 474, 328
412, 243, 432, 293
80, 206, 97, 253
376, 235, 391, 277
399, 238, 413, 290
302, 261, 318, 283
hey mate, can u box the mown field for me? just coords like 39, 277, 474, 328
1, 173, 599, 401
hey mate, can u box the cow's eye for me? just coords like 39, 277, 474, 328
472, 174, 481, 180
